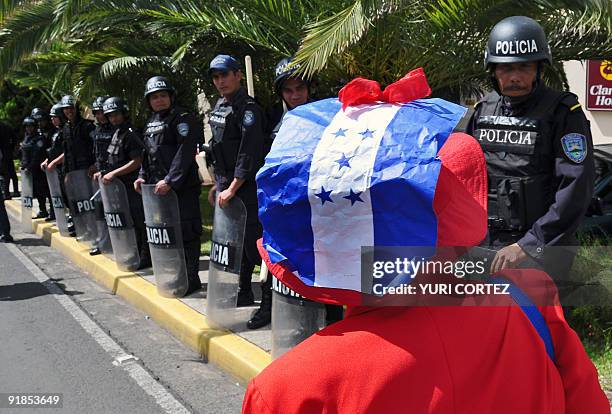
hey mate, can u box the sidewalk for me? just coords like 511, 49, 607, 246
5, 199, 272, 385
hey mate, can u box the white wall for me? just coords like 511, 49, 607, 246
564, 60, 612, 145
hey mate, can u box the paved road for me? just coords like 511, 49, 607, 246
0, 229, 244, 414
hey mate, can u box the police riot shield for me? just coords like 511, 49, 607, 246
92, 180, 113, 255
141, 184, 188, 298
99, 177, 140, 271
271, 276, 326, 359
45, 168, 71, 236
206, 197, 247, 330
64, 169, 98, 245
21, 170, 33, 233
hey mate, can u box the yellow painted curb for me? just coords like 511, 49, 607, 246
6, 199, 272, 383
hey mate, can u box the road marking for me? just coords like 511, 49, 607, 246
5, 243, 191, 414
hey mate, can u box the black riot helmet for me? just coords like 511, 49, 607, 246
49, 103, 63, 118
58, 94, 77, 108
103, 96, 129, 115
144, 76, 175, 99
92, 96, 109, 112
484, 16, 552, 69
273, 57, 309, 95
30, 107, 48, 121
22, 117, 36, 126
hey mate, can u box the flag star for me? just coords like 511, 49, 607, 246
359, 128, 375, 138
335, 153, 353, 170
343, 189, 364, 206
315, 186, 334, 205
333, 128, 348, 138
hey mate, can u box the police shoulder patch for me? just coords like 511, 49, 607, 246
243, 110, 255, 127
177, 122, 189, 137
561, 133, 587, 164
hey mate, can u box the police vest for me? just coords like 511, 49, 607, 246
47, 129, 63, 161
143, 107, 198, 186
472, 86, 572, 231
92, 123, 114, 170
63, 118, 93, 172
107, 125, 141, 183
208, 91, 259, 178
20, 134, 37, 168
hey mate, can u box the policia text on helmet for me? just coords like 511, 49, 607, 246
485, 15, 552, 100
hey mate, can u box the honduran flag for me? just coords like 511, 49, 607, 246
256, 69, 466, 295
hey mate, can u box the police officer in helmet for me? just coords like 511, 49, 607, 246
41, 104, 65, 173
21, 116, 51, 218
47, 95, 95, 176
89, 95, 113, 255
40, 103, 73, 232
96, 96, 151, 269
207, 54, 268, 329
91, 96, 113, 181
135, 76, 203, 294
466, 16, 595, 289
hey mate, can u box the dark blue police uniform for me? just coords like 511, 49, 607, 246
467, 83, 595, 281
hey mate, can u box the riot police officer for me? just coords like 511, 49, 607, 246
135, 76, 203, 294
41, 104, 74, 234
89, 96, 114, 255
21, 116, 51, 218
41, 104, 66, 171
47, 95, 95, 174
466, 16, 595, 286
31, 107, 54, 219
99, 96, 151, 268
207, 54, 268, 328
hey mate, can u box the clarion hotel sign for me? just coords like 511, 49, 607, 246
587, 60, 612, 111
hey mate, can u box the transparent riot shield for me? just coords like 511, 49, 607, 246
64, 169, 98, 245
99, 177, 140, 271
206, 197, 247, 330
92, 180, 113, 255
45, 168, 71, 236
271, 276, 325, 359
21, 170, 33, 233
141, 184, 188, 298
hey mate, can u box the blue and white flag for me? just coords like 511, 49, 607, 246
257, 98, 466, 292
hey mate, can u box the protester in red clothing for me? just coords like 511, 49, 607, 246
243, 80, 609, 412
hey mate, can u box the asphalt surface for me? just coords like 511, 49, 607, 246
0, 226, 244, 414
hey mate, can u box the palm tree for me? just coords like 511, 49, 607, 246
291, 0, 612, 99
0, 0, 609, 111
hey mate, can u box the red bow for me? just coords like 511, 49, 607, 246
338, 67, 432, 110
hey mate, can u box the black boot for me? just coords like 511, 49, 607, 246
247, 277, 272, 329
183, 238, 202, 296
237, 289, 254, 307
0, 234, 14, 243
237, 254, 255, 306
34, 210, 49, 219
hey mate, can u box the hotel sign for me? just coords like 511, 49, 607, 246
586, 60, 612, 111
